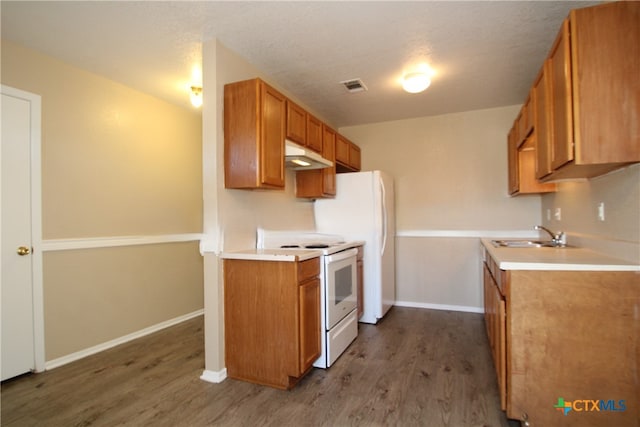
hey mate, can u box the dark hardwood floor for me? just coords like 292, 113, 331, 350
1, 307, 518, 426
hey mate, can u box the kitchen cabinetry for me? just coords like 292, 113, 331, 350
224, 256, 321, 389
306, 113, 323, 154
295, 124, 337, 198
349, 143, 361, 171
508, 125, 555, 195
508, 81, 556, 195
533, 62, 553, 180
224, 78, 286, 189
507, 126, 519, 195
509, 1, 639, 187
517, 94, 533, 145
481, 243, 639, 426
539, 2, 640, 180
483, 262, 506, 410
336, 134, 361, 173
286, 99, 307, 147
509, 134, 556, 196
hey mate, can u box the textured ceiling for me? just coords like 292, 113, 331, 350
1, 1, 599, 127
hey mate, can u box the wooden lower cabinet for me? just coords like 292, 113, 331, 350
224, 257, 321, 389
483, 248, 639, 426
483, 264, 506, 411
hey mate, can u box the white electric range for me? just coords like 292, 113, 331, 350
257, 229, 362, 368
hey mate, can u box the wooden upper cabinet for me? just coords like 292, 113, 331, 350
533, 62, 553, 180
349, 143, 361, 170
321, 125, 337, 196
518, 93, 534, 144
518, 136, 556, 194
286, 100, 307, 146
571, 2, 639, 165
224, 78, 285, 189
306, 114, 323, 154
507, 126, 519, 195
509, 121, 555, 195
295, 124, 337, 198
336, 134, 350, 164
335, 134, 362, 173
548, 18, 574, 171
544, 2, 640, 180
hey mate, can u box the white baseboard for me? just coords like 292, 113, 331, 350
45, 309, 204, 370
394, 301, 484, 314
200, 368, 227, 384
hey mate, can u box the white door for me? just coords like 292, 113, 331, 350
1, 87, 43, 381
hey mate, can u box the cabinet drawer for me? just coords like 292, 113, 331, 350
298, 257, 320, 283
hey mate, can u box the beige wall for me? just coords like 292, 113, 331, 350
339, 106, 543, 310
1, 40, 204, 361
43, 242, 203, 359
541, 164, 640, 262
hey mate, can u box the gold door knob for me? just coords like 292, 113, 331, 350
17, 246, 31, 256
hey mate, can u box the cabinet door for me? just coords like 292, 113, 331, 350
295, 124, 336, 198
571, 2, 640, 164
306, 114, 323, 154
483, 264, 506, 411
519, 136, 556, 194
548, 19, 574, 171
335, 134, 350, 165
322, 125, 337, 196
533, 62, 553, 179
260, 83, 286, 187
517, 103, 528, 146
496, 290, 506, 412
349, 143, 361, 171
507, 126, 519, 195
286, 100, 306, 146
298, 278, 321, 374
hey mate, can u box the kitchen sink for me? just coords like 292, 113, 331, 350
491, 239, 564, 248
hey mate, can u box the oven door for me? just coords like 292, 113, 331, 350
325, 248, 358, 329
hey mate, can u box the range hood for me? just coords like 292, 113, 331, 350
285, 140, 333, 170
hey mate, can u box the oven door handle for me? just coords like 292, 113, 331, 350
325, 248, 358, 263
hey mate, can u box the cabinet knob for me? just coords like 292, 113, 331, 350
521, 413, 530, 427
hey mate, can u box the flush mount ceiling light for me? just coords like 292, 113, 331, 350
402, 72, 431, 94
190, 86, 203, 108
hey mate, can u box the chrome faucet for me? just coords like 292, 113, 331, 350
535, 225, 567, 247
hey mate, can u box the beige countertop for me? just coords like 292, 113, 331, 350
220, 248, 323, 262
480, 238, 640, 271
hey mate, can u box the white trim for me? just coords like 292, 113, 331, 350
1, 85, 46, 374
394, 301, 484, 314
200, 368, 227, 384
396, 230, 538, 239
41, 233, 203, 252
45, 309, 204, 370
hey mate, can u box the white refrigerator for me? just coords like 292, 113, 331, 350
314, 170, 395, 324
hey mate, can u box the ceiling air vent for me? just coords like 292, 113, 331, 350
340, 78, 368, 93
